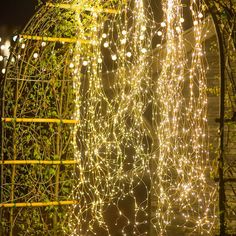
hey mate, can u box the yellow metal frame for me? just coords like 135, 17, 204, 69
46, 2, 119, 14
19, 35, 91, 44
0, 160, 79, 165
2, 118, 79, 124
0, 201, 78, 208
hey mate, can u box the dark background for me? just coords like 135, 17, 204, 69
0, 0, 37, 28
0, 0, 192, 34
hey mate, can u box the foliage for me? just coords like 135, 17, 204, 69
0, 2, 77, 235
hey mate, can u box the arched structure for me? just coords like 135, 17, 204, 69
1, 0, 231, 235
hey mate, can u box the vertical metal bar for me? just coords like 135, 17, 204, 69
218, 30, 226, 236
0, 71, 5, 236
204, 1, 226, 234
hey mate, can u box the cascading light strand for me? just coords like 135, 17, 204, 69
67, 0, 216, 235
68, 0, 155, 235
152, 0, 216, 234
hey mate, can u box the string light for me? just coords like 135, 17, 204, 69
152, 0, 216, 234
68, 0, 154, 234
33, 52, 39, 59
63, 0, 216, 235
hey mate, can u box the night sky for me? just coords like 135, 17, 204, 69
0, 0, 191, 29
0, 0, 37, 28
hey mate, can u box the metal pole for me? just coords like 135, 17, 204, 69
204, 1, 226, 234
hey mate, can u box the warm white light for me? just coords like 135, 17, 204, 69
121, 38, 126, 44
141, 48, 147, 53
69, 63, 74, 68
126, 52, 132, 57
2, 40, 11, 58
33, 53, 38, 58
153, 0, 216, 234
103, 42, 109, 48
13, 35, 18, 42
139, 35, 145, 40
198, 12, 203, 18
111, 54, 117, 60
82, 60, 88, 66
161, 22, 166, 27
141, 25, 146, 31
122, 30, 127, 35
67, 1, 216, 235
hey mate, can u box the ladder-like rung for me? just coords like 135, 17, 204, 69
0, 160, 79, 165
0, 201, 78, 208
46, 2, 120, 14
19, 35, 92, 44
2, 118, 79, 124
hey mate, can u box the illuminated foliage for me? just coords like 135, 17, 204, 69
0, 0, 219, 235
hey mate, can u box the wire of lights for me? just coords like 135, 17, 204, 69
65, 0, 217, 235
151, 0, 216, 234
67, 0, 155, 235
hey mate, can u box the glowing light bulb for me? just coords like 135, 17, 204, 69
141, 48, 147, 53
161, 22, 166, 27
13, 35, 18, 42
33, 53, 38, 58
126, 52, 132, 57
111, 54, 117, 61
121, 38, 126, 44
122, 30, 127, 35
0, 55, 3, 61
176, 26, 181, 32
82, 60, 88, 66
103, 42, 109, 48
141, 25, 146, 31
139, 35, 145, 40
198, 12, 203, 18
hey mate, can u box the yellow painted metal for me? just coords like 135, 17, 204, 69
2, 118, 79, 124
0, 160, 79, 165
0, 201, 78, 208
19, 35, 92, 44
46, 2, 119, 14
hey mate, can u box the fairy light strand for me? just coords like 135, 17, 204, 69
68, 0, 154, 235
66, 0, 217, 235
152, 0, 216, 234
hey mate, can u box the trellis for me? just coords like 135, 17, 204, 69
0, 0, 227, 235
0, 2, 120, 235
205, 0, 236, 234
